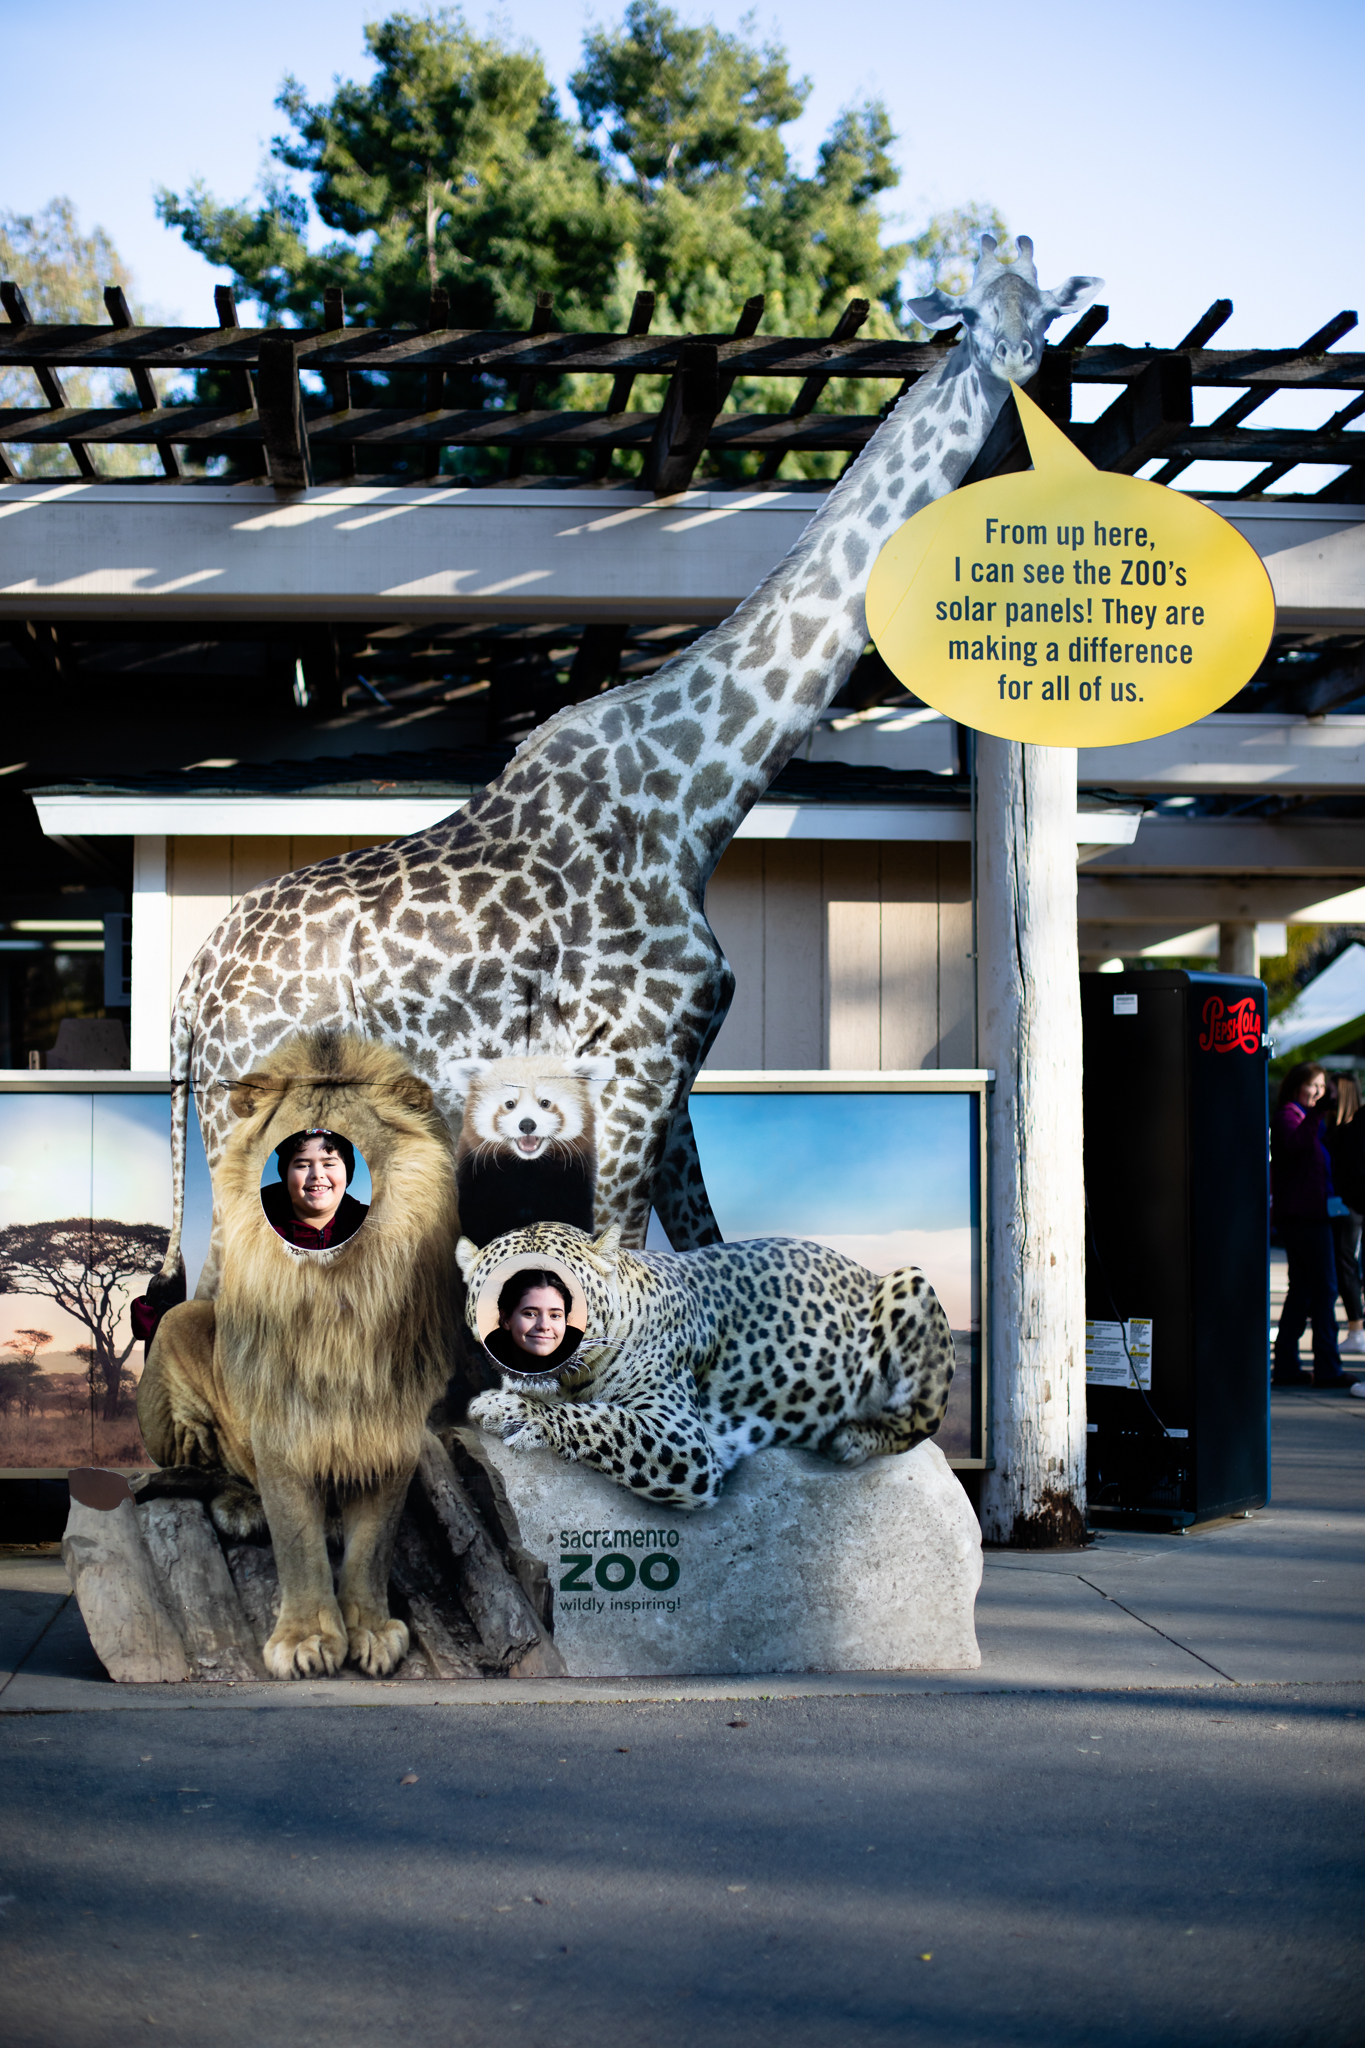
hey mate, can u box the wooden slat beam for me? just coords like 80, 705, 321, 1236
1, 280, 99, 479
508, 292, 557, 480
1236, 388, 1365, 498
1153, 309, 1359, 485
592, 290, 655, 480
422, 288, 449, 482
1057, 304, 1109, 350
6, 400, 1361, 471
214, 287, 262, 477
758, 298, 870, 483
5, 323, 1365, 391
322, 285, 356, 481
1174, 299, 1234, 350
104, 286, 180, 478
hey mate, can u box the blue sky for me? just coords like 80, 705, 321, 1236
1, 0, 1358, 397
690, 1090, 974, 1238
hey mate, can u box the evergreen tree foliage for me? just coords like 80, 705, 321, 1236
152, 6, 1009, 480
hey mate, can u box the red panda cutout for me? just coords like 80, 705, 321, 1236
450, 1055, 613, 1248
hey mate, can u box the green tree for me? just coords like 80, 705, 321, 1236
157, 10, 624, 337
572, 2, 905, 331
0, 1222, 168, 1423
155, 6, 1008, 482
0, 199, 157, 479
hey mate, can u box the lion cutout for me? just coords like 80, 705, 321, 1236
137, 1029, 458, 1679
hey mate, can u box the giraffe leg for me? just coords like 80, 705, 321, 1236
650, 1101, 724, 1250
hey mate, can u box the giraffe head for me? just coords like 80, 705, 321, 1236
907, 234, 1101, 389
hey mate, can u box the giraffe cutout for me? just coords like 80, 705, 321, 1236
156, 237, 1099, 1301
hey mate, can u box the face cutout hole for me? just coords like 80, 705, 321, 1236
486, 1266, 585, 1375
259, 1128, 372, 1250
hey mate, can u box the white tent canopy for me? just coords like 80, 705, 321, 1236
1275, 943, 1365, 1050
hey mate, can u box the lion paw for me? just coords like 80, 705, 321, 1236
347, 1617, 409, 1677
264, 1613, 348, 1680
469, 1390, 538, 1441
208, 1481, 268, 1541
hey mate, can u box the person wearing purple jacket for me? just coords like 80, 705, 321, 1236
1271, 1061, 1351, 1388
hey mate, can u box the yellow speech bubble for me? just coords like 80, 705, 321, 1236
866, 382, 1275, 745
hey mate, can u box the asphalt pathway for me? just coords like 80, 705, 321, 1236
2, 1687, 1361, 2048
1, 1391, 1362, 2045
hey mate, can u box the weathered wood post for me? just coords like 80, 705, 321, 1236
976, 737, 1088, 1546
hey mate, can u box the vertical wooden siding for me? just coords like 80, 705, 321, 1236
705, 840, 973, 1070
166, 833, 972, 1071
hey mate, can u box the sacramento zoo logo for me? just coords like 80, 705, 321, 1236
556, 1526, 684, 1616
866, 380, 1274, 747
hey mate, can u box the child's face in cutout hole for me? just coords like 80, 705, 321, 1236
501, 1285, 566, 1359
285, 1136, 348, 1227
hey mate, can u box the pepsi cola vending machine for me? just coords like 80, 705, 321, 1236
1080, 970, 1270, 1528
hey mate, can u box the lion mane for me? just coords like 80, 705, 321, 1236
216, 1028, 458, 1487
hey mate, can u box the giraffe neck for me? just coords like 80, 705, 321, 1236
476, 340, 1013, 885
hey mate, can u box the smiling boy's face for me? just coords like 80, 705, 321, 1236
285, 1137, 347, 1225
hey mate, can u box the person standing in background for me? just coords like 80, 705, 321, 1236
1324, 1074, 1365, 1358
1270, 1062, 1351, 1389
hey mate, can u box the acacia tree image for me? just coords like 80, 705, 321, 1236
0, 1222, 168, 1422
0, 1329, 54, 1417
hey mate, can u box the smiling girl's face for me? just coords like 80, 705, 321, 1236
500, 1285, 567, 1358
285, 1136, 348, 1226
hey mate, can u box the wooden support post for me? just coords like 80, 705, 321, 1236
567, 622, 629, 700
646, 296, 763, 498
646, 341, 721, 497
963, 351, 1075, 484
257, 335, 313, 491
1218, 922, 1258, 976
1082, 354, 1193, 474
976, 739, 1088, 1549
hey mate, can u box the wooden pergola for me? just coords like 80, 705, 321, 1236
2, 281, 1363, 722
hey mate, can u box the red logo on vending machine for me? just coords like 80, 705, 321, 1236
1198, 994, 1261, 1054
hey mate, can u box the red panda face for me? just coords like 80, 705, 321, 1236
467, 1077, 589, 1161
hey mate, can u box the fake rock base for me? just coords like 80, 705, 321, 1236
469, 1434, 982, 1676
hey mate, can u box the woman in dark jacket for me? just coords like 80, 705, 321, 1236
1271, 1063, 1348, 1388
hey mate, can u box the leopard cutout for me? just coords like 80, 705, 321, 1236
460, 1221, 955, 1511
